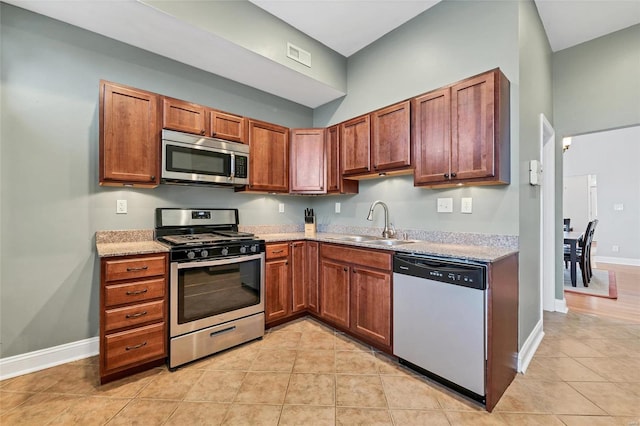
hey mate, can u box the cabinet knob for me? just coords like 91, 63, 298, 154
343, 267, 348, 272
444, 173, 449, 179
150, 176, 155, 181
201, 129, 205, 135
451, 172, 457, 178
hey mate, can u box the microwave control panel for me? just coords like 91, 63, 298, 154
235, 156, 248, 178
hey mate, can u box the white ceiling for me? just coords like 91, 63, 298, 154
250, 0, 640, 55
5, 0, 640, 108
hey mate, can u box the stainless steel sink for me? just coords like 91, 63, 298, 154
366, 239, 416, 246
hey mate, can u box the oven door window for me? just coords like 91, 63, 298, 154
178, 258, 261, 324
166, 145, 231, 177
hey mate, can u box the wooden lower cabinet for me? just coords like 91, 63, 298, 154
290, 241, 307, 312
265, 243, 290, 323
100, 253, 168, 384
306, 242, 320, 314
319, 243, 392, 352
350, 267, 392, 348
319, 259, 351, 328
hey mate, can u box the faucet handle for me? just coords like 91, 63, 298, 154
388, 222, 397, 238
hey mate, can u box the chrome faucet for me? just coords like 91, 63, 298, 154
366, 200, 396, 239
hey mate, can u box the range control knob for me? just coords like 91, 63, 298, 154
250, 244, 258, 253
187, 251, 196, 260
240, 246, 247, 254
221, 247, 229, 256
201, 250, 209, 258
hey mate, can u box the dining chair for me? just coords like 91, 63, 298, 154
564, 220, 596, 286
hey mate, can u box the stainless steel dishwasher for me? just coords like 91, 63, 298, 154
393, 253, 488, 404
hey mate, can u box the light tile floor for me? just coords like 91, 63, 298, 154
1, 313, 639, 425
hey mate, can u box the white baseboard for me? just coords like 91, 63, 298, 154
517, 318, 544, 373
555, 297, 568, 313
0, 337, 98, 381
594, 256, 640, 267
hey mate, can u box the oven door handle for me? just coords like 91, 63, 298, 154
173, 252, 264, 270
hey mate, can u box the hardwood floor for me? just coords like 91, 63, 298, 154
564, 262, 640, 323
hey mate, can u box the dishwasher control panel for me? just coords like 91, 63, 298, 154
394, 254, 487, 290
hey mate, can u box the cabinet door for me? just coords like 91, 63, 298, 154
100, 81, 160, 186
412, 88, 451, 185
306, 242, 320, 314
265, 258, 290, 323
340, 114, 370, 176
350, 267, 392, 349
290, 241, 307, 312
247, 119, 289, 192
209, 110, 246, 143
326, 126, 358, 195
290, 128, 326, 194
162, 97, 207, 135
320, 259, 350, 328
371, 100, 411, 172
451, 72, 495, 180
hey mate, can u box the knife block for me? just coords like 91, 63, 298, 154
304, 218, 316, 237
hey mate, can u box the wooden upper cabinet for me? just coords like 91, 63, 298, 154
412, 88, 451, 185
290, 128, 326, 194
100, 81, 160, 187
162, 97, 206, 135
371, 100, 411, 172
451, 72, 495, 180
413, 68, 510, 187
247, 119, 289, 193
326, 126, 358, 195
340, 114, 371, 176
209, 110, 246, 143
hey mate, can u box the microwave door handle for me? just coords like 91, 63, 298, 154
231, 153, 236, 179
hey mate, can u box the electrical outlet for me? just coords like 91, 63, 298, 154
614, 203, 624, 211
437, 198, 453, 213
335, 202, 341, 213
612, 245, 619, 252
461, 197, 473, 214
116, 199, 127, 214
278, 203, 285, 213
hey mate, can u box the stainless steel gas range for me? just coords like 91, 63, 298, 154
155, 208, 265, 369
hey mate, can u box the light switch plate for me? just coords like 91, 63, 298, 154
278, 203, 285, 213
335, 202, 341, 213
461, 197, 473, 214
437, 198, 453, 213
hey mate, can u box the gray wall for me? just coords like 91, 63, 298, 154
517, 0, 553, 342
552, 23, 640, 298
313, 0, 520, 237
142, 0, 347, 94
0, 4, 313, 358
563, 126, 640, 261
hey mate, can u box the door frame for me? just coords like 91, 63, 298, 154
540, 114, 560, 312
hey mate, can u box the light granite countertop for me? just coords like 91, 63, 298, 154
257, 232, 517, 263
96, 230, 169, 258
95, 229, 518, 262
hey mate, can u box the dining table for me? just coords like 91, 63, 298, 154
564, 231, 584, 287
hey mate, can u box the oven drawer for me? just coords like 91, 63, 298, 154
104, 255, 167, 282
104, 278, 166, 307
104, 323, 166, 372
266, 243, 289, 260
104, 300, 165, 332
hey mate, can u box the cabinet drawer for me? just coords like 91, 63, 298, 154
104, 278, 165, 307
266, 243, 289, 260
104, 323, 166, 372
321, 244, 391, 271
104, 255, 166, 282
104, 300, 165, 332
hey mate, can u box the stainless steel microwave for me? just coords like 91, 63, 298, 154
161, 129, 249, 187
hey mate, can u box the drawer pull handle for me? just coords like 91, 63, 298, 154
126, 266, 148, 272
125, 289, 148, 296
125, 311, 148, 319
125, 341, 147, 351
210, 326, 236, 337
272, 249, 284, 254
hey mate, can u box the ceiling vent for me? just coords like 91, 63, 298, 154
287, 42, 311, 68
